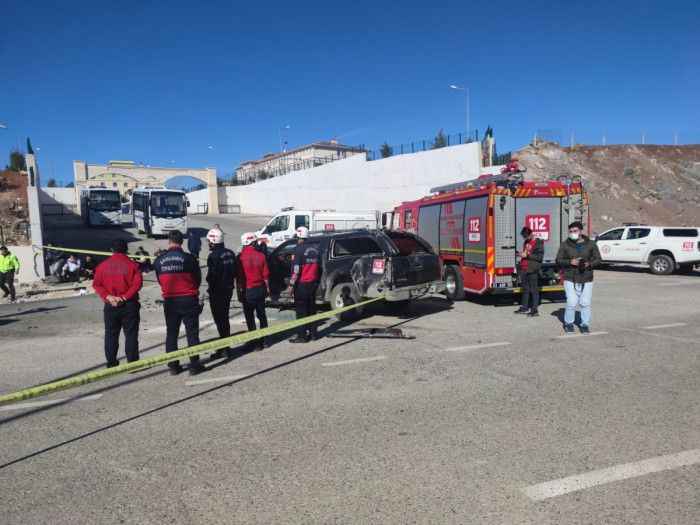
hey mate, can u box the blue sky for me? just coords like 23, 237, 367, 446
1, 0, 698, 186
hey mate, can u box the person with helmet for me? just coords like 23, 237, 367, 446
289, 226, 321, 343
205, 227, 237, 359
255, 233, 272, 257
237, 232, 270, 350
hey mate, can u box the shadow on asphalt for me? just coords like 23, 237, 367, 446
0, 306, 67, 319
0, 311, 436, 470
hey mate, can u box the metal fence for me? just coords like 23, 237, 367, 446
194, 203, 209, 215
366, 131, 479, 161
219, 204, 241, 214
533, 129, 700, 147
238, 154, 361, 184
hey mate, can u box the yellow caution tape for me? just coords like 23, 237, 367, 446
35, 245, 156, 261
0, 295, 385, 406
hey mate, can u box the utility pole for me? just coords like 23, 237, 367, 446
674, 131, 679, 145
449, 85, 470, 140
641, 132, 646, 145
602, 133, 607, 146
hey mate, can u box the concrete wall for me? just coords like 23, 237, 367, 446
4, 245, 43, 283
214, 142, 481, 215
40, 187, 77, 206
23, 153, 46, 280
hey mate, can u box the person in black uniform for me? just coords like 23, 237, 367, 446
154, 230, 205, 376
205, 227, 237, 359
288, 226, 321, 343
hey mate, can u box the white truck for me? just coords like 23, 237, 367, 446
258, 208, 381, 248
595, 225, 700, 275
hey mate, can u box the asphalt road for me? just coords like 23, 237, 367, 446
1, 215, 698, 524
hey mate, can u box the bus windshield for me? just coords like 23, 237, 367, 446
89, 191, 121, 211
150, 192, 186, 217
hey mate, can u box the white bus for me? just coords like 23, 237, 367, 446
132, 188, 189, 237
80, 187, 122, 227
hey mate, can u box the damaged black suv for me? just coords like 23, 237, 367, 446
268, 229, 444, 311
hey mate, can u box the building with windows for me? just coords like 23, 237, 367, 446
235, 140, 366, 184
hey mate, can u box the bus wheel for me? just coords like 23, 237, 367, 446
444, 265, 465, 301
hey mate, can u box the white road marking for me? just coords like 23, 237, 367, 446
618, 327, 698, 344
555, 331, 608, 339
657, 281, 700, 287
442, 342, 511, 352
0, 394, 103, 412
642, 322, 687, 330
522, 448, 700, 501
321, 356, 386, 367
185, 374, 250, 386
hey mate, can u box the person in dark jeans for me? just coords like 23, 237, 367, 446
288, 227, 321, 343
92, 239, 143, 367
237, 232, 270, 351
515, 226, 544, 317
0, 245, 20, 302
154, 230, 205, 376
206, 227, 237, 359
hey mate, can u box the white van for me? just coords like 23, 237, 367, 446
258, 208, 380, 248
595, 225, 700, 274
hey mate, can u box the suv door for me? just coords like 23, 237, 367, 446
383, 231, 441, 286
595, 227, 626, 261
619, 227, 652, 263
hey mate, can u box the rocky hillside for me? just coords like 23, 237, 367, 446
516, 143, 700, 233
0, 169, 30, 245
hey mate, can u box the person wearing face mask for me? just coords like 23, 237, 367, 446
555, 221, 602, 334
514, 226, 544, 317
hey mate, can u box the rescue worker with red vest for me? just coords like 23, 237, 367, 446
289, 226, 321, 343
206, 227, 237, 359
515, 226, 544, 317
92, 239, 143, 367
154, 230, 205, 375
237, 232, 270, 350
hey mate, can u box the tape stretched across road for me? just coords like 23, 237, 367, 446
35, 244, 157, 261
0, 296, 385, 406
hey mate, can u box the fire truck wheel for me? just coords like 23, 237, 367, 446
444, 265, 465, 301
649, 254, 674, 275
330, 282, 364, 321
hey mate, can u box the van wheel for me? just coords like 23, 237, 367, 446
330, 283, 363, 321
650, 254, 674, 275
444, 265, 465, 300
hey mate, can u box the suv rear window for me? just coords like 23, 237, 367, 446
627, 228, 651, 239
332, 237, 383, 257
385, 231, 432, 255
662, 228, 698, 237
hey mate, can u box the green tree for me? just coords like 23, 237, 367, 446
8, 149, 26, 172
432, 129, 447, 149
47, 178, 57, 187
380, 142, 393, 158
65, 181, 75, 188
257, 170, 271, 181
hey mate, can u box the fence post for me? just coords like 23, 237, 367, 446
447, 135, 450, 146
458, 133, 462, 144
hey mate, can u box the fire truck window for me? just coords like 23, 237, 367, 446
386, 232, 431, 255
626, 228, 651, 240
332, 237, 383, 257
597, 228, 624, 241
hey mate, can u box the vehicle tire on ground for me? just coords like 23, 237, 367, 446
330, 282, 364, 321
649, 254, 674, 275
444, 265, 465, 301
677, 263, 695, 275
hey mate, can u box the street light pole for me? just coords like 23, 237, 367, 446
279, 124, 290, 152
449, 84, 470, 140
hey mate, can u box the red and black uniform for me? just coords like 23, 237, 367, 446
154, 247, 202, 369
290, 242, 321, 340
206, 243, 236, 339
237, 245, 270, 341
519, 237, 544, 313
93, 253, 143, 366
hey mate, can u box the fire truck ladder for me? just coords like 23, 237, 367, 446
430, 172, 525, 194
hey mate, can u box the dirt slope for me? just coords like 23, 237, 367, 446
0, 169, 30, 245
516, 143, 700, 233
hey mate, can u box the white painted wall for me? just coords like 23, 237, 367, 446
214, 143, 481, 215
5, 245, 43, 283
40, 187, 77, 206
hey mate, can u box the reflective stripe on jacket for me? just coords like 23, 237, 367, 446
0, 253, 20, 273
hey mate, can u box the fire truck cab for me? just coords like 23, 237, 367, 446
392, 172, 589, 299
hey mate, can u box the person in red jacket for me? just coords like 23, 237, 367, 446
92, 239, 143, 368
237, 232, 270, 350
289, 226, 321, 343
153, 230, 205, 375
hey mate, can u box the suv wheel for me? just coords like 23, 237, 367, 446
330, 283, 363, 321
649, 254, 674, 275
444, 265, 465, 301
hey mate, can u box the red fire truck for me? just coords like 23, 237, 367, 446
392, 172, 589, 299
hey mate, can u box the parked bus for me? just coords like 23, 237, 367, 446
132, 187, 189, 237
80, 187, 122, 227
392, 172, 589, 299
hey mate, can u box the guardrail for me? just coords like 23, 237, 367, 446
219, 204, 241, 214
